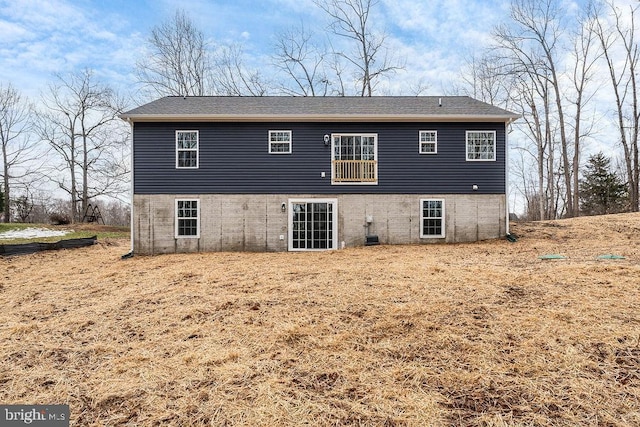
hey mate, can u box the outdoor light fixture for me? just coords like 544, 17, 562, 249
472, 184, 479, 191
281, 203, 286, 212
323, 134, 330, 145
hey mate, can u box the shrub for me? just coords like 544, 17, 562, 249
50, 212, 71, 225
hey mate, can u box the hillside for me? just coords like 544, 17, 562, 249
511, 212, 640, 260
0, 213, 639, 426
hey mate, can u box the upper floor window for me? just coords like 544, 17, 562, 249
466, 130, 496, 161
331, 133, 378, 184
176, 130, 199, 168
269, 130, 292, 154
419, 131, 437, 154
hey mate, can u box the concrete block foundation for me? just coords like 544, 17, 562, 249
133, 194, 506, 254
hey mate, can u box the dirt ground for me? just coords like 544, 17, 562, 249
1, 213, 639, 426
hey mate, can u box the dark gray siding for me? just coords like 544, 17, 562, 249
133, 121, 506, 194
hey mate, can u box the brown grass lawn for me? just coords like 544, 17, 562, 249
1, 214, 639, 426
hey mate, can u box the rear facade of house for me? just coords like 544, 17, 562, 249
121, 96, 518, 254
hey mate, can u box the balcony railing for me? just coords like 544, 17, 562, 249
332, 160, 377, 183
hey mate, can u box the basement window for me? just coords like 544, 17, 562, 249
176, 130, 199, 168
420, 199, 445, 238
269, 130, 292, 154
175, 199, 200, 238
419, 130, 437, 154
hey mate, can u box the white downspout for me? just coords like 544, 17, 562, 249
505, 118, 515, 235
128, 118, 134, 254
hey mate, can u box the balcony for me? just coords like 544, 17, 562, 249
332, 160, 377, 183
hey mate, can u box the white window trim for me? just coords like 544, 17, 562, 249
466, 130, 496, 162
419, 130, 438, 154
268, 130, 292, 154
175, 199, 200, 238
176, 130, 199, 169
288, 198, 338, 251
330, 133, 378, 185
420, 198, 445, 239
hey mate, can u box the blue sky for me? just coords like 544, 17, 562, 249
0, 0, 519, 101
1, 0, 638, 213
4, 0, 635, 102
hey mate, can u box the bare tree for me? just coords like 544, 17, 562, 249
327, 46, 349, 96
37, 69, 128, 222
99, 199, 131, 226
594, 1, 640, 211
215, 44, 271, 96
506, 0, 574, 216
273, 24, 330, 96
314, 0, 403, 96
12, 193, 34, 223
567, 3, 602, 216
0, 83, 40, 223
493, 3, 554, 219
492, 0, 601, 219
456, 53, 512, 107
406, 78, 430, 97
510, 69, 558, 219
136, 10, 213, 97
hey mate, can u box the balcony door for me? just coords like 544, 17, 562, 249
331, 133, 378, 184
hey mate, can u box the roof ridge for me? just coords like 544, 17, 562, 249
121, 96, 520, 122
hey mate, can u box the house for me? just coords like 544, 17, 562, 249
120, 96, 518, 254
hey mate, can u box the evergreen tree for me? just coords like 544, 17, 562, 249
579, 152, 628, 215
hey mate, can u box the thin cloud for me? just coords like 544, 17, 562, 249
0, 19, 31, 43
378, 0, 509, 93
0, 0, 144, 97
382, 0, 508, 47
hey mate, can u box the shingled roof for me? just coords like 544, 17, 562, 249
120, 96, 519, 123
